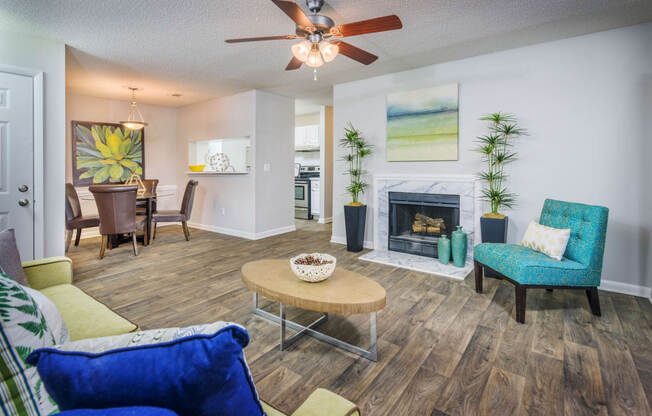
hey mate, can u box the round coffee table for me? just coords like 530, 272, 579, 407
241, 259, 386, 361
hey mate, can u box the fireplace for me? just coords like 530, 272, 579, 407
388, 192, 460, 258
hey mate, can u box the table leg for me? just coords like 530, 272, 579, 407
252, 292, 378, 361
279, 303, 287, 351
146, 197, 153, 245
369, 312, 377, 361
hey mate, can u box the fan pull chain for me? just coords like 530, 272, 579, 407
313, 68, 318, 81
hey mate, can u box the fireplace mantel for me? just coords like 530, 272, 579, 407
359, 174, 481, 280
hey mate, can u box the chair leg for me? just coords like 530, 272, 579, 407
586, 287, 601, 316
132, 233, 139, 256
515, 285, 527, 324
152, 222, 157, 240
99, 235, 107, 259
182, 221, 190, 241
65, 229, 73, 253
143, 225, 148, 247
74, 228, 82, 246
474, 261, 483, 293
546, 288, 553, 292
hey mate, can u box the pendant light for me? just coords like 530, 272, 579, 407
120, 87, 148, 130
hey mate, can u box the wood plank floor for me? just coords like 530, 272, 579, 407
67, 222, 652, 416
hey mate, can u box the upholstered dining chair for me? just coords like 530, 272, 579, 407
152, 180, 198, 242
473, 199, 609, 324
89, 184, 148, 259
65, 183, 100, 253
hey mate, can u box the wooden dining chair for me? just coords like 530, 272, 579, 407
65, 183, 100, 253
152, 180, 198, 242
89, 184, 147, 259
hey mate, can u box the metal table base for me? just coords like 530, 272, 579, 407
252, 293, 378, 361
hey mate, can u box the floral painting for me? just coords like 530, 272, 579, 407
71, 121, 145, 185
386, 84, 459, 161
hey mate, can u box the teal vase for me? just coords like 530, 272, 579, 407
438, 235, 451, 265
452, 225, 467, 267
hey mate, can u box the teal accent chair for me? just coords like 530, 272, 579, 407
473, 199, 609, 323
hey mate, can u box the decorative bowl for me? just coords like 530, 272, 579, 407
290, 253, 337, 283
188, 164, 206, 172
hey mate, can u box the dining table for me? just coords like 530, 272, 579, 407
80, 189, 159, 247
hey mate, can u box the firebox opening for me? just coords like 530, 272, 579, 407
388, 192, 460, 258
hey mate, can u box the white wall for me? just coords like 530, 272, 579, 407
254, 90, 294, 234
176, 90, 295, 238
66, 94, 178, 186
176, 91, 257, 236
0, 30, 66, 258
332, 23, 652, 292
65, 93, 179, 237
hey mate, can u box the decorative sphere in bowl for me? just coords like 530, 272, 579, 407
290, 253, 336, 283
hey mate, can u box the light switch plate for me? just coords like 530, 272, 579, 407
264, 163, 271, 172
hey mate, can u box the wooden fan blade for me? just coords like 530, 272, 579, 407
336, 41, 378, 65
225, 35, 295, 43
337, 15, 403, 37
271, 0, 312, 27
285, 56, 303, 70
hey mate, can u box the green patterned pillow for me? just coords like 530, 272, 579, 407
0, 271, 59, 415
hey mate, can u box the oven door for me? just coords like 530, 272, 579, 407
295, 182, 308, 208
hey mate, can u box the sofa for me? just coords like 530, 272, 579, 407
22, 256, 359, 416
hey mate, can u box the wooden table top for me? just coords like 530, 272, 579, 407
241, 259, 386, 314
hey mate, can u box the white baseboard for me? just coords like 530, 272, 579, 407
187, 222, 295, 240
318, 217, 332, 224
253, 225, 296, 240
330, 235, 374, 249
599, 279, 652, 301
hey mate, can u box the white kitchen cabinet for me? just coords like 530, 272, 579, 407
310, 179, 320, 216
295, 125, 320, 149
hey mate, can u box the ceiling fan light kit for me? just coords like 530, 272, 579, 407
225, 0, 402, 76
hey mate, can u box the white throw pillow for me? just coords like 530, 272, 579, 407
23, 286, 70, 345
521, 220, 571, 261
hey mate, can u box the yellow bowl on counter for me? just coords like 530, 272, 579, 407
188, 164, 206, 172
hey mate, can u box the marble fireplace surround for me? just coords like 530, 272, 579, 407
359, 174, 481, 280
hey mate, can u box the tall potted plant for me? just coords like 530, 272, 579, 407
340, 124, 372, 252
475, 112, 527, 257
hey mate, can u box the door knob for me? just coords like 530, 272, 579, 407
18, 184, 29, 192
18, 199, 29, 207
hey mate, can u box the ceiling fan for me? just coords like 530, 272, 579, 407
225, 0, 402, 72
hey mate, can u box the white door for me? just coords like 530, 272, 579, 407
0, 72, 34, 259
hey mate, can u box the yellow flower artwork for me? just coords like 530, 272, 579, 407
71, 121, 145, 186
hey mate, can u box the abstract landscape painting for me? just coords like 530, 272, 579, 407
72, 121, 145, 186
386, 84, 459, 161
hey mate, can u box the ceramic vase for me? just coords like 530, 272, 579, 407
452, 225, 467, 267
438, 235, 451, 265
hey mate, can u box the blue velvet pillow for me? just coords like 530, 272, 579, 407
58, 407, 179, 416
26, 323, 264, 416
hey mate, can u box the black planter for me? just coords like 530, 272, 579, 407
480, 216, 508, 278
344, 205, 367, 252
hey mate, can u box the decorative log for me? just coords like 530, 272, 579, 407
415, 213, 446, 229
412, 222, 441, 234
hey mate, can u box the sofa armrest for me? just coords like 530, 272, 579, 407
22, 256, 73, 289
292, 388, 359, 416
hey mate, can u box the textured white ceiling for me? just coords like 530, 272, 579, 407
1, 0, 651, 107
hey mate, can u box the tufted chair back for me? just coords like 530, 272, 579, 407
539, 199, 609, 279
